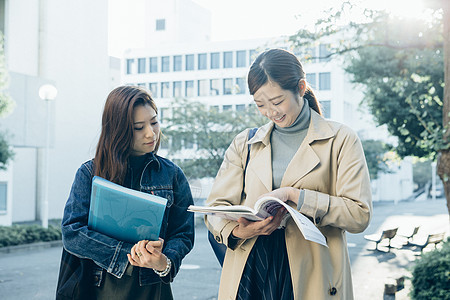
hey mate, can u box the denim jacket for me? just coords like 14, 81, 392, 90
61, 153, 195, 286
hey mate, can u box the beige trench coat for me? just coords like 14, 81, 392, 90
205, 109, 372, 300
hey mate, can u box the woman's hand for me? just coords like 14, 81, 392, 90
260, 187, 300, 205
232, 207, 287, 239
127, 238, 168, 271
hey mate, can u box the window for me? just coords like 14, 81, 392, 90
223, 78, 233, 95
198, 80, 208, 96
126, 59, 134, 74
137, 83, 146, 87
319, 44, 331, 62
236, 50, 246, 68
0, 182, 6, 212
211, 52, 220, 69
223, 51, 233, 68
249, 49, 257, 65
161, 56, 170, 72
149, 57, 158, 73
156, 19, 166, 31
236, 78, 246, 94
210, 79, 220, 95
138, 58, 146, 73
210, 105, 219, 112
305, 47, 316, 62
184, 137, 194, 149
185, 54, 194, 71
320, 100, 331, 118
185, 80, 194, 97
236, 104, 246, 111
149, 83, 158, 98
223, 105, 232, 111
173, 55, 182, 72
161, 82, 170, 98
306, 73, 316, 89
173, 81, 182, 97
319, 72, 331, 90
198, 53, 207, 70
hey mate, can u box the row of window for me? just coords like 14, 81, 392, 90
126, 49, 257, 74
131, 71, 331, 99
133, 77, 247, 99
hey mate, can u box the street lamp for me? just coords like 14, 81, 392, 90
38, 84, 57, 229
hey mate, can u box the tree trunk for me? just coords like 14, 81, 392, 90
439, 0, 450, 215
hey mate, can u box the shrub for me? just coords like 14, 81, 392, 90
0, 224, 61, 247
410, 238, 450, 300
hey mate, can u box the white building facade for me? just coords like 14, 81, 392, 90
122, 0, 413, 203
0, 0, 119, 225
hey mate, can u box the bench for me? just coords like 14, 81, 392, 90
398, 226, 420, 244
364, 228, 398, 252
409, 232, 445, 253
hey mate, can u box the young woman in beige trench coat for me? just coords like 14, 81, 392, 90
205, 49, 372, 300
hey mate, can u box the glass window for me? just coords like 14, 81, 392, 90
156, 19, 165, 31
319, 44, 331, 62
305, 47, 316, 62
138, 58, 146, 73
149, 83, 158, 98
185, 54, 194, 71
126, 59, 134, 74
173, 55, 182, 72
185, 80, 194, 97
210, 79, 220, 95
306, 73, 316, 89
319, 72, 331, 90
236, 78, 246, 94
223, 105, 232, 111
0, 182, 6, 212
223, 78, 233, 95
236, 50, 246, 68
149, 57, 158, 73
223, 51, 233, 68
320, 100, 331, 118
184, 137, 194, 149
211, 52, 220, 69
173, 81, 182, 97
161, 56, 170, 72
198, 80, 208, 96
137, 83, 146, 87
198, 53, 207, 70
249, 49, 257, 65
161, 82, 170, 98
236, 104, 246, 111
210, 105, 219, 112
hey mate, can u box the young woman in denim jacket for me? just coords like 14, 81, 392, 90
60, 86, 195, 299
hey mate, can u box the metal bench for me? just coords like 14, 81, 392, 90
409, 232, 445, 253
364, 228, 398, 252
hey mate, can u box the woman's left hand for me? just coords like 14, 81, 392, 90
127, 238, 168, 271
260, 187, 300, 205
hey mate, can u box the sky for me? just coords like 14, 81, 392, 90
108, 0, 427, 57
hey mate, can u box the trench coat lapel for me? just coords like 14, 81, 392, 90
246, 123, 273, 192
281, 110, 335, 188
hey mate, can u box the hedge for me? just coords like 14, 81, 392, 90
411, 238, 450, 300
0, 224, 61, 248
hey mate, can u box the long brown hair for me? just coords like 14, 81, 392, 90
248, 48, 322, 115
93, 86, 160, 184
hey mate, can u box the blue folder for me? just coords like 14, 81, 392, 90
88, 176, 167, 243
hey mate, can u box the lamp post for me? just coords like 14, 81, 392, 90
38, 84, 57, 228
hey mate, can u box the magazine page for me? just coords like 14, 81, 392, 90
255, 196, 328, 247
187, 205, 266, 221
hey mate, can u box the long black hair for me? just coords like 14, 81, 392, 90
248, 48, 322, 115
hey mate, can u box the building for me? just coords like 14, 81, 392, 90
121, 0, 413, 203
0, 0, 118, 225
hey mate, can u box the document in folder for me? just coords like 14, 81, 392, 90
88, 176, 167, 243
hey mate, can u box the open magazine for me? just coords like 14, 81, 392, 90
188, 196, 327, 247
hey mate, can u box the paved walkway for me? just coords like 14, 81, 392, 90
0, 198, 448, 299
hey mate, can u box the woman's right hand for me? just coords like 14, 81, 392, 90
231, 207, 286, 239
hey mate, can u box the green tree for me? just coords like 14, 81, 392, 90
361, 139, 392, 180
0, 32, 15, 170
162, 98, 266, 179
289, 1, 450, 212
